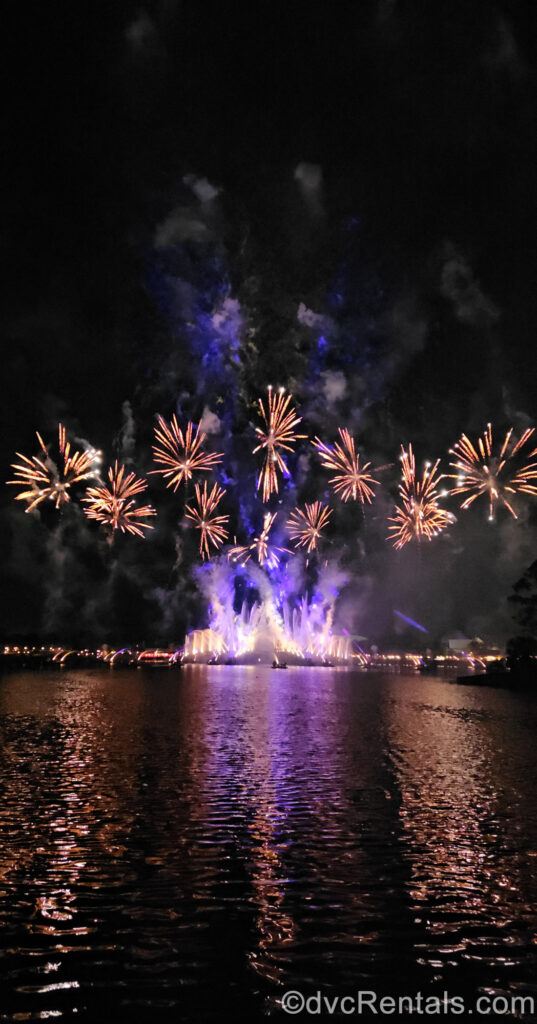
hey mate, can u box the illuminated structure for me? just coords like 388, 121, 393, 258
183, 569, 352, 665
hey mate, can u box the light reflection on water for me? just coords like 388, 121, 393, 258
0, 667, 536, 1020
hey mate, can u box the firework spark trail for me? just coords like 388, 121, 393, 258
185, 481, 229, 559
151, 415, 223, 490
312, 428, 379, 503
8, 424, 102, 512
228, 512, 291, 569
286, 501, 332, 552
82, 462, 156, 537
253, 387, 307, 502
388, 444, 454, 549
447, 423, 537, 520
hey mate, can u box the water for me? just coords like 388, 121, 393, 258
1, 666, 537, 1021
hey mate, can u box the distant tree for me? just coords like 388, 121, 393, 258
508, 560, 537, 638
507, 635, 537, 660
507, 562, 537, 679
506, 635, 537, 678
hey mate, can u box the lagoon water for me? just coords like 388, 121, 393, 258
1, 666, 537, 1021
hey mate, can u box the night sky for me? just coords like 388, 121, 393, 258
3, 0, 537, 648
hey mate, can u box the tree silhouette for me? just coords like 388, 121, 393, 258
509, 560, 537, 638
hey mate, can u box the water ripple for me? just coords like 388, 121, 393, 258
0, 668, 536, 1020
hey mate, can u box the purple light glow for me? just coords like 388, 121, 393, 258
394, 609, 428, 633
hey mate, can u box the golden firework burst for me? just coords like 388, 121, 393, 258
388, 444, 454, 549
151, 415, 223, 490
253, 387, 306, 502
82, 462, 156, 538
312, 428, 378, 503
8, 424, 102, 512
185, 481, 229, 559
447, 423, 537, 520
286, 501, 332, 552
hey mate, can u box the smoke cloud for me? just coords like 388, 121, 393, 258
440, 243, 499, 328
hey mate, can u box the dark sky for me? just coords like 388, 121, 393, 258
3, 1, 537, 647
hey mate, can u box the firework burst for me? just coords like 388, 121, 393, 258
82, 462, 156, 538
185, 481, 229, 559
253, 387, 307, 502
447, 423, 537, 520
313, 428, 378, 503
228, 512, 291, 569
151, 415, 223, 491
8, 424, 102, 513
286, 501, 332, 553
388, 445, 454, 549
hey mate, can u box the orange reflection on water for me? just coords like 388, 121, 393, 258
385, 681, 537, 973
